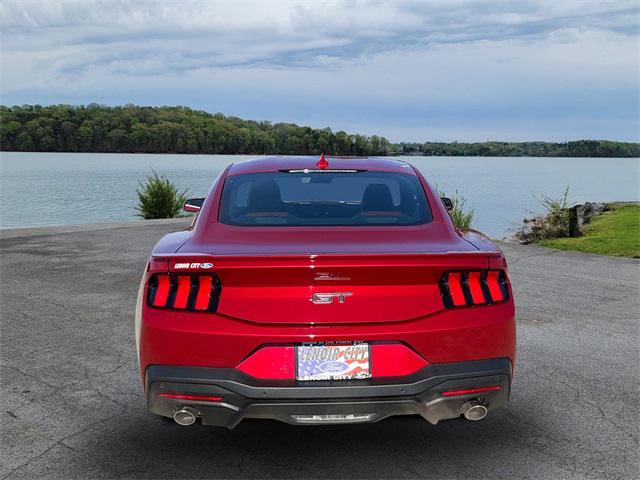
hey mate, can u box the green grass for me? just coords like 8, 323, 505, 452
539, 203, 640, 258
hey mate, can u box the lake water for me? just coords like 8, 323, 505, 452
1, 152, 638, 238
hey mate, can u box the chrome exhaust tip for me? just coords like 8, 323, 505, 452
173, 406, 198, 426
461, 400, 488, 421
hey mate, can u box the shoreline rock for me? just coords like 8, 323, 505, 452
506, 201, 636, 244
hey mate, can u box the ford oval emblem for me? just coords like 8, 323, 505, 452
200, 263, 213, 269
319, 361, 349, 373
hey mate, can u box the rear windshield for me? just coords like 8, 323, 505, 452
219, 171, 432, 226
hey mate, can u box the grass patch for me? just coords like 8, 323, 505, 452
539, 203, 640, 258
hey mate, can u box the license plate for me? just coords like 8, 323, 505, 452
296, 343, 371, 381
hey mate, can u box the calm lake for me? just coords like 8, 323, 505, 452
1, 152, 638, 238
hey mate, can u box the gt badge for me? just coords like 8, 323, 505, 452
311, 292, 353, 304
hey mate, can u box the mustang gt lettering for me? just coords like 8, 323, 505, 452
136, 155, 516, 428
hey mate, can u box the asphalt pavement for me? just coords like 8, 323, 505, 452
1, 219, 638, 479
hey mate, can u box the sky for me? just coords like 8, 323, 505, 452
1, 0, 639, 142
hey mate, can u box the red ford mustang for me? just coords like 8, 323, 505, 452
136, 155, 516, 427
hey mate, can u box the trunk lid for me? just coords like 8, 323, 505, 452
182, 221, 479, 256
161, 252, 492, 325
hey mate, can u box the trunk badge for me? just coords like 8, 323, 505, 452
311, 292, 353, 304
314, 272, 351, 281
174, 262, 213, 269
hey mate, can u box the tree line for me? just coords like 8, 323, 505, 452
0, 104, 391, 156
1, 104, 638, 157
397, 140, 639, 158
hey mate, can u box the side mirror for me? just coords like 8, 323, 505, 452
184, 197, 205, 213
441, 197, 453, 211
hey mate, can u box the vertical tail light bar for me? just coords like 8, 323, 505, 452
172, 275, 192, 309
440, 270, 509, 308
486, 270, 507, 302
194, 276, 214, 311
151, 274, 171, 307
446, 272, 467, 307
466, 271, 487, 305
147, 273, 221, 312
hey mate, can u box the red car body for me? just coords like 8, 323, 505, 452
136, 156, 516, 427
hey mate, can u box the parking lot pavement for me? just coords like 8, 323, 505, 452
1, 220, 638, 479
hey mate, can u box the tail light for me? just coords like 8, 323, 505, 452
439, 270, 509, 308
147, 273, 221, 312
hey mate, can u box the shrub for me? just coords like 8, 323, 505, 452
136, 170, 187, 219
441, 189, 475, 230
536, 186, 570, 237
515, 186, 571, 242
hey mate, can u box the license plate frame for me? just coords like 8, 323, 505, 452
295, 342, 371, 381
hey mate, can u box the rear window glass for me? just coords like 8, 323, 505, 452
219, 171, 432, 226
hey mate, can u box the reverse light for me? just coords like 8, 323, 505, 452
147, 273, 221, 312
440, 270, 509, 308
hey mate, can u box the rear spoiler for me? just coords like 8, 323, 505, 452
278, 169, 365, 173
148, 252, 501, 273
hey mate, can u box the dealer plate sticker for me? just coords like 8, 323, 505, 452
296, 343, 371, 381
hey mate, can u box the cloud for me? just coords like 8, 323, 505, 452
1, 0, 638, 141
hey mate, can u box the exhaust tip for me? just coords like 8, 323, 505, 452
173, 406, 198, 426
461, 401, 488, 421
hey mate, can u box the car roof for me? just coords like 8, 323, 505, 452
227, 156, 417, 176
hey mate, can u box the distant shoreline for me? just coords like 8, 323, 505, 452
2, 104, 639, 158
1, 150, 638, 159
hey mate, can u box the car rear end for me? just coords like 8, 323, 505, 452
136, 156, 516, 427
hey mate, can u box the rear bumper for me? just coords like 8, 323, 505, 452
146, 357, 511, 428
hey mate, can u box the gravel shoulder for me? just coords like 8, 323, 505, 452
1, 220, 638, 479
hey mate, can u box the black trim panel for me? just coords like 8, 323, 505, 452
146, 358, 511, 400
145, 358, 512, 427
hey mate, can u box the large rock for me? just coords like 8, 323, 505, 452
512, 202, 609, 243
573, 202, 608, 227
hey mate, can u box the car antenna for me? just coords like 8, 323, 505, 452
317, 153, 329, 170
